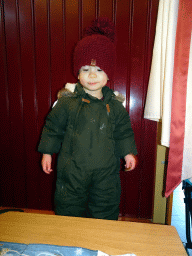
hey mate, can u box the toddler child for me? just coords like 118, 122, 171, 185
38, 18, 137, 220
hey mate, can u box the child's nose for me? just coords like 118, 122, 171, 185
89, 71, 97, 78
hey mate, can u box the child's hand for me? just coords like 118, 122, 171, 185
124, 154, 137, 171
41, 154, 53, 174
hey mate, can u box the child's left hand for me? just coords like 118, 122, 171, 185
124, 154, 137, 171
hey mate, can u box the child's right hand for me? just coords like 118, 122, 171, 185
41, 154, 53, 174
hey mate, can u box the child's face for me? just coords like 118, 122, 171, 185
78, 65, 108, 96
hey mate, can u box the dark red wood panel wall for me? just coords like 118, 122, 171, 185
0, 0, 159, 219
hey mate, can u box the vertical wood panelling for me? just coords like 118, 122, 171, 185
138, 0, 159, 218
115, 0, 132, 101
126, 0, 149, 217
50, 0, 66, 100
34, 0, 56, 210
0, 0, 14, 206
99, 0, 113, 21
65, 0, 79, 82
3, 0, 27, 208
19, 0, 45, 210
0, 0, 159, 219
82, 0, 96, 32
34, 0, 51, 113
115, 0, 137, 216
126, 0, 157, 218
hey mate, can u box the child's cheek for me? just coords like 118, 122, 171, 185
79, 74, 88, 86
79, 77, 86, 86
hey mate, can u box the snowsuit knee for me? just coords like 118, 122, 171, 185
38, 83, 137, 220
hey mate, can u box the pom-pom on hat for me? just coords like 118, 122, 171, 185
73, 17, 116, 81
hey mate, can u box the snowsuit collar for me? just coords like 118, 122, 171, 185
74, 82, 115, 104
57, 82, 125, 105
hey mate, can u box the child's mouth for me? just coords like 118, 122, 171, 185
88, 82, 98, 85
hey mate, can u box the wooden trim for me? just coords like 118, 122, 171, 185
0, 207, 153, 223
118, 216, 152, 223
153, 122, 167, 224
0, 207, 55, 215
165, 193, 173, 225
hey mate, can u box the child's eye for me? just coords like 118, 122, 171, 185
82, 69, 89, 72
97, 69, 103, 72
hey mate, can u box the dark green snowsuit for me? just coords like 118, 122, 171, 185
38, 83, 137, 220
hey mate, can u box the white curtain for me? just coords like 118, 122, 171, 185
144, 0, 179, 147
144, 0, 192, 196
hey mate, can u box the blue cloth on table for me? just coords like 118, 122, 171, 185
0, 242, 97, 256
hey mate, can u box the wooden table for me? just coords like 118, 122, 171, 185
0, 212, 187, 256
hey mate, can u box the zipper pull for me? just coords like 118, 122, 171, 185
106, 104, 110, 114
82, 98, 90, 103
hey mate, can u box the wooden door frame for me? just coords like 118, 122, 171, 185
152, 122, 173, 225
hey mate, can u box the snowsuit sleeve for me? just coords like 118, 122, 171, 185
113, 101, 137, 158
38, 97, 69, 155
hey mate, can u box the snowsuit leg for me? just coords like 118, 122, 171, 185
54, 159, 121, 220
54, 161, 92, 217
87, 166, 121, 220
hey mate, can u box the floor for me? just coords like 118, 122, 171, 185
171, 183, 192, 255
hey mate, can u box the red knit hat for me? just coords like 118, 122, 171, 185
73, 17, 116, 81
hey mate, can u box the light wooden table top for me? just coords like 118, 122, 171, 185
0, 212, 187, 256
